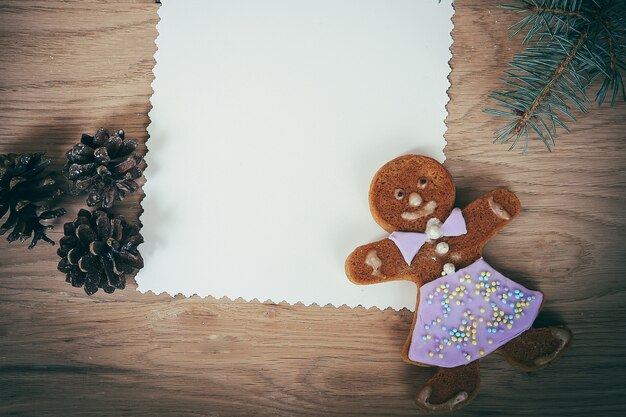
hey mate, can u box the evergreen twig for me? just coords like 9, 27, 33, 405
486, 0, 626, 152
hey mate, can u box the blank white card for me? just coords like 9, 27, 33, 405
139, 0, 454, 310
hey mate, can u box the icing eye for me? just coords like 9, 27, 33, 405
394, 189, 405, 200
418, 177, 429, 188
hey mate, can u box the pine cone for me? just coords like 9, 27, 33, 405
0, 153, 66, 248
57, 209, 144, 295
64, 128, 144, 209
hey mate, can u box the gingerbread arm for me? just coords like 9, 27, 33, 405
461, 188, 521, 249
345, 238, 411, 285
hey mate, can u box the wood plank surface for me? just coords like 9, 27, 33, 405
1, 1, 625, 415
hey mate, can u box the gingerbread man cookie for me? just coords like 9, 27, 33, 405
346, 155, 572, 412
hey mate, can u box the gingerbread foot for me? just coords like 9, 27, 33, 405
498, 327, 572, 372
415, 362, 480, 412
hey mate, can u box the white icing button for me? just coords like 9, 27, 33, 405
426, 218, 443, 240
442, 263, 456, 276
436, 242, 449, 255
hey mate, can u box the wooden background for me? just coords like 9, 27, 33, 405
1, 1, 625, 415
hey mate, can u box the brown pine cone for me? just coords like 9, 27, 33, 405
57, 209, 144, 295
64, 128, 144, 209
0, 152, 66, 248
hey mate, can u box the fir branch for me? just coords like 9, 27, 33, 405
594, 4, 626, 105
513, 31, 588, 145
529, 7, 582, 17
486, 0, 626, 152
502, 0, 585, 41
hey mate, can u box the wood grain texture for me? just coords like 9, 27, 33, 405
1, 1, 625, 415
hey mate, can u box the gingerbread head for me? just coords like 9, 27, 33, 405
369, 155, 456, 233
346, 154, 572, 412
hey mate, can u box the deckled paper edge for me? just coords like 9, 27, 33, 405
138, 1, 456, 311
139, 2, 161, 298
442, 0, 456, 160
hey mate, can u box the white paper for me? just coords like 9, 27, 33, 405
139, 0, 454, 310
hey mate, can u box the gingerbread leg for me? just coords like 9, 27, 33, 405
498, 327, 572, 372
415, 361, 480, 412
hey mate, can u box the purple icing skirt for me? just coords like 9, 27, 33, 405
408, 258, 542, 368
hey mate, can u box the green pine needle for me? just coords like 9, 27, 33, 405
485, 0, 626, 152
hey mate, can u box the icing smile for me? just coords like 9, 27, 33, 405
401, 201, 437, 221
